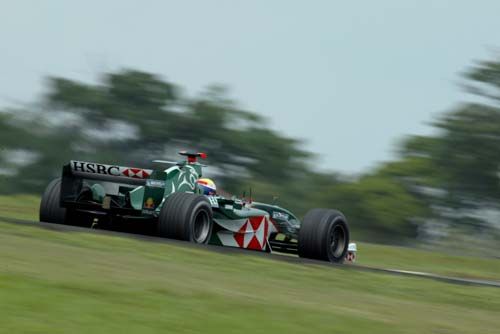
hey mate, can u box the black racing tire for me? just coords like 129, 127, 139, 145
158, 192, 213, 244
39, 178, 67, 224
298, 209, 350, 263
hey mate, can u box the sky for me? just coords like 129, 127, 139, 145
1, 1, 500, 173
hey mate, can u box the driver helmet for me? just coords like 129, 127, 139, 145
196, 178, 216, 195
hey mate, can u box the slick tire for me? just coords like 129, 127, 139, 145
39, 178, 68, 224
158, 192, 213, 244
298, 209, 349, 263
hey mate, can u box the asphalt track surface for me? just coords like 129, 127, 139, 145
2, 216, 500, 288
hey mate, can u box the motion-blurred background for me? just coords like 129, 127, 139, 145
1, 1, 500, 256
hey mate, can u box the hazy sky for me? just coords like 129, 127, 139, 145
1, 1, 500, 173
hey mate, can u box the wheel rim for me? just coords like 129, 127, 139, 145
330, 224, 346, 258
193, 210, 210, 243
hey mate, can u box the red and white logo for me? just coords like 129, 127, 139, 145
234, 216, 271, 250
71, 161, 152, 180
216, 216, 276, 251
122, 168, 151, 179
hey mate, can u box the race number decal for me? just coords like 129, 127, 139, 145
207, 196, 219, 208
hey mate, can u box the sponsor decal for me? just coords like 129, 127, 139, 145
146, 179, 165, 188
272, 211, 289, 221
207, 196, 219, 208
122, 168, 151, 179
71, 161, 152, 179
215, 216, 277, 251
144, 197, 155, 209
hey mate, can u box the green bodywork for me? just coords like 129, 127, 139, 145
75, 156, 298, 250
85, 160, 272, 220
127, 162, 203, 214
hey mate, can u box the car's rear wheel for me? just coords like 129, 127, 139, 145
298, 209, 349, 263
39, 178, 68, 224
158, 192, 213, 244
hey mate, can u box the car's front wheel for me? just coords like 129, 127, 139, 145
298, 209, 349, 263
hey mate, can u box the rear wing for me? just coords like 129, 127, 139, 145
67, 160, 152, 185
61, 160, 153, 203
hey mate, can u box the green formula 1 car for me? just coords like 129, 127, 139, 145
39, 151, 356, 263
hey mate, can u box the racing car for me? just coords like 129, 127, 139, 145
39, 151, 356, 263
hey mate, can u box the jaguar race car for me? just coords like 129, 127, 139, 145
39, 151, 356, 263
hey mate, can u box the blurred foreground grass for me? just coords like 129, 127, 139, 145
0, 194, 40, 221
1, 220, 500, 334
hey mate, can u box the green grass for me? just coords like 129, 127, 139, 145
1, 220, 500, 334
1, 195, 500, 332
357, 242, 500, 281
0, 194, 40, 221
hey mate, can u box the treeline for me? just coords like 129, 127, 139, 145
1, 58, 500, 253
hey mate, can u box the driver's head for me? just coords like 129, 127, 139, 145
196, 178, 216, 195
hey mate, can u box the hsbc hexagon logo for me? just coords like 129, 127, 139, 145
122, 168, 151, 179
215, 216, 277, 251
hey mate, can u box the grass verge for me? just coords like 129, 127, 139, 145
1, 220, 500, 333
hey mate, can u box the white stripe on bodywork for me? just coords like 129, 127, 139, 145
243, 220, 255, 248
216, 231, 240, 247
213, 218, 248, 233
254, 217, 266, 246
